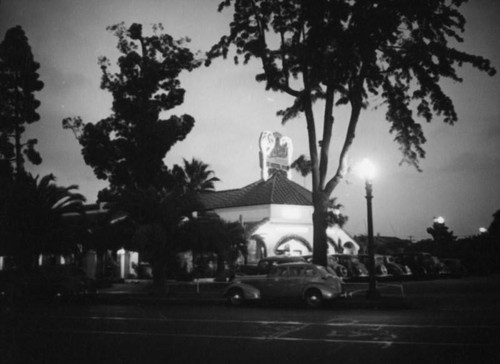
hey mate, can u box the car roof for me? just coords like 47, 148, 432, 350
276, 262, 316, 268
259, 256, 305, 262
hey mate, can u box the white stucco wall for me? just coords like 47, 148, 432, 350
212, 203, 359, 258
213, 204, 271, 223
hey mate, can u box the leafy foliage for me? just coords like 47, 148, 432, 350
113, 186, 185, 290
0, 26, 44, 178
174, 158, 221, 193
63, 23, 200, 195
291, 154, 312, 177
0, 173, 86, 269
178, 216, 247, 276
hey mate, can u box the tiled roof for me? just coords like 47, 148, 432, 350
197, 172, 312, 211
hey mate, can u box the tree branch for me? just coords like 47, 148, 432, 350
319, 85, 334, 190
324, 72, 365, 195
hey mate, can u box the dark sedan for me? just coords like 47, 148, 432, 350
224, 262, 344, 308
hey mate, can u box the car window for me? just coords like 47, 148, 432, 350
304, 267, 316, 277
276, 266, 289, 277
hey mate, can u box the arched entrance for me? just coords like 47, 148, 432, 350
274, 235, 312, 256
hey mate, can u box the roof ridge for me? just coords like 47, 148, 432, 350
269, 173, 278, 203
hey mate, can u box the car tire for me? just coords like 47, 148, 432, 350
304, 289, 323, 308
226, 288, 245, 307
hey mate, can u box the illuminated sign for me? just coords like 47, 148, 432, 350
259, 131, 293, 180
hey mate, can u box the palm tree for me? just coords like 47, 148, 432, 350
114, 186, 184, 292
0, 173, 86, 270
179, 158, 220, 193
178, 216, 246, 279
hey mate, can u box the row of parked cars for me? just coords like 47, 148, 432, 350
224, 252, 468, 308
236, 252, 467, 282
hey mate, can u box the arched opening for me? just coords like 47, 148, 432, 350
275, 235, 312, 256
246, 235, 267, 264
342, 241, 356, 255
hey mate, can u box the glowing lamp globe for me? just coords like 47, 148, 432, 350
357, 159, 376, 181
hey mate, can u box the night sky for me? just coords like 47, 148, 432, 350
1, 0, 499, 240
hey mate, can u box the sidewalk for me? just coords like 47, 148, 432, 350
93, 279, 411, 309
94, 279, 228, 304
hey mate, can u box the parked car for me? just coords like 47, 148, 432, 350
393, 252, 441, 278
358, 254, 390, 278
379, 255, 412, 279
330, 254, 369, 279
224, 262, 344, 308
440, 258, 468, 278
255, 255, 306, 275
303, 255, 349, 278
0, 264, 96, 303
430, 255, 452, 277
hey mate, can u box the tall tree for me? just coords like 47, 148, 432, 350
63, 23, 200, 198
0, 173, 86, 270
0, 26, 44, 180
207, 0, 496, 266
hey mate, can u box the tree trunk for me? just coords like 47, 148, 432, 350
151, 260, 167, 295
14, 123, 23, 178
312, 193, 329, 267
216, 252, 225, 275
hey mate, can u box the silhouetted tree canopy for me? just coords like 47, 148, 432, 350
427, 220, 456, 243
208, 0, 496, 266
0, 26, 44, 180
63, 23, 200, 196
487, 209, 500, 243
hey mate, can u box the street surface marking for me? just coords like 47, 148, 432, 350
37, 315, 500, 330
23, 328, 496, 348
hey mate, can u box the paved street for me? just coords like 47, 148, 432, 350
1, 275, 499, 363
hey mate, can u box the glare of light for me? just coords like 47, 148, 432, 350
434, 216, 445, 224
357, 158, 376, 181
479, 227, 488, 234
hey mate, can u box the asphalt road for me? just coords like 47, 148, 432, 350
1, 275, 500, 364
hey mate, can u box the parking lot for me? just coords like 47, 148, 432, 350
2, 275, 499, 363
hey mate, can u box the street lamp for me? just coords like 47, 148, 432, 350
358, 159, 379, 299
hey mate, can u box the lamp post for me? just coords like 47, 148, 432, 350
358, 159, 379, 299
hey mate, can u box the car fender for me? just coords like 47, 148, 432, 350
302, 283, 340, 300
224, 282, 261, 300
